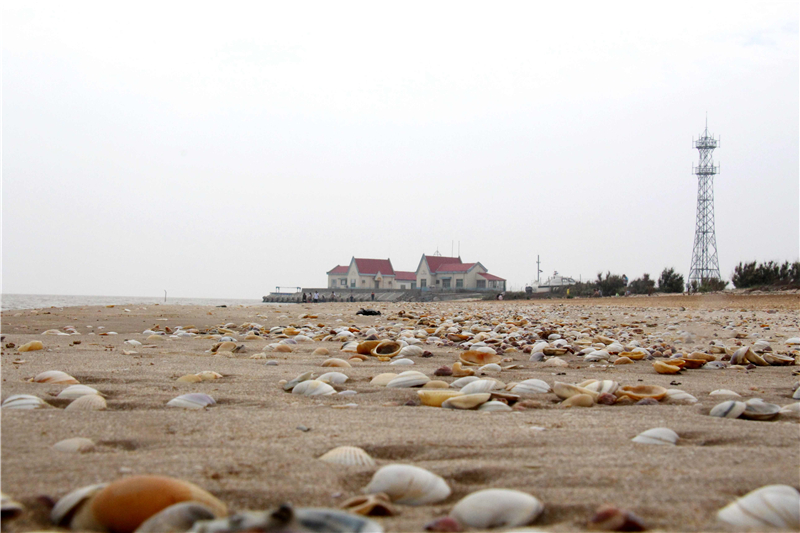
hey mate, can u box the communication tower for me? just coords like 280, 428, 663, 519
688, 120, 721, 284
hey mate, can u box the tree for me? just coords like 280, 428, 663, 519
658, 268, 684, 293
596, 272, 627, 296
629, 273, 656, 295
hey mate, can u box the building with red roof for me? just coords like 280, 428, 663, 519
327, 257, 397, 290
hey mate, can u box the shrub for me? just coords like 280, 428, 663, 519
689, 278, 728, 293
629, 273, 656, 295
732, 260, 800, 288
596, 272, 627, 296
658, 268, 684, 293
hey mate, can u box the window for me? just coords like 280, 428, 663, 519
456, 279, 463, 288
340, 279, 347, 286
388, 281, 392, 286
362, 279, 366, 285
420, 279, 427, 288
350, 280, 356, 288
411, 282, 416, 289
477, 280, 486, 289
442, 279, 451, 289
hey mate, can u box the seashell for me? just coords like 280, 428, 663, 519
418, 390, 464, 407
459, 350, 502, 366
371, 340, 402, 358
135, 502, 217, 533
510, 379, 551, 394
553, 382, 599, 401
167, 393, 216, 409
57, 385, 102, 400
18, 341, 44, 352
215, 341, 237, 352
779, 402, 800, 417
709, 400, 746, 418
581, 380, 618, 395
341, 341, 359, 352
33, 370, 79, 384
689, 351, 717, 362
321, 358, 351, 368
389, 358, 414, 366
274, 344, 293, 353
632, 427, 678, 445
664, 389, 698, 404
357, 340, 382, 355
386, 371, 430, 388
339, 492, 396, 517
479, 363, 502, 372
451, 362, 475, 377
677, 358, 706, 369
2, 394, 50, 410
717, 484, 800, 530
442, 393, 491, 410
313, 347, 330, 356
710, 389, 741, 398
745, 347, 769, 366
177, 374, 203, 383
596, 392, 617, 405
588, 505, 647, 532
704, 361, 728, 369
423, 380, 450, 389
616, 385, 667, 402
196, 371, 222, 381
450, 376, 479, 388
543, 357, 569, 368
284, 371, 314, 391
1, 492, 25, 520
794, 388, 800, 400
66, 394, 107, 411
529, 352, 545, 362
294, 335, 313, 343
730, 347, 750, 365
398, 345, 424, 358
653, 361, 682, 374
741, 399, 781, 421
319, 446, 376, 467
460, 379, 499, 395
477, 400, 513, 412
450, 489, 544, 529
618, 351, 644, 360
370, 373, 398, 387
54, 475, 227, 533
53, 437, 96, 453
785, 337, 800, 346
614, 356, 634, 365
561, 394, 594, 407
317, 372, 348, 385
291, 380, 336, 397
764, 353, 795, 365
364, 464, 450, 505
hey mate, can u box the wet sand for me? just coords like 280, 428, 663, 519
2, 293, 799, 532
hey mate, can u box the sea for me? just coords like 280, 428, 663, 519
1, 294, 273, 311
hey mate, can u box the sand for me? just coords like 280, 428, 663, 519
1, 293, 799, 532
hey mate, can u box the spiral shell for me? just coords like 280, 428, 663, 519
450, 489, 544, 529
717, 484, 800, 530
364, 465, 450, 505
318, 446, 376, 467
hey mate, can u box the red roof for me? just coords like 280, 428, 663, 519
424, 255, 462, 273
327, 265, 349, 275
436, 262, 475, 273
395, 271, 417, 281
479, 272, 506, 281
354, 258, 395, 276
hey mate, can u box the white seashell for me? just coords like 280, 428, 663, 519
478, 363, 502, 372
317, 372, 349, 385
338, 390, 357, 396
717, 484, 800, 530
291, 380, 336, 396
53, 437, 95, 453
51, 483, 107, 527
450, 489, 544, 529
370, 373, 398, 386
389, 358, 414, 366
33, 370, 79, 384
532, 341, 550, 353
386, 371, 430, 388
318, 446, 376, 467
741, 399, 781, 421
631, 427, 679, 445
553, 382, 598, 401
294, 335, 313, 343
477, 401, 513, 412
785, 337, 800, 345
473, 346, 496, 355
2, 394, 50, 410
710, 400, 746, 419
284, 371, 314, 391
460, 379, 499, 395
581, 380, 619, 395
57, 385, 102, 400
65, 394, 107, 411
510, 379, 551, 394
364, 464, 450, 505
196, 371, 223, 381
664, 389, 698, 404
779, 402, 800, 417
450, 376, 479, 388
398, 345, 423, 358
135, 502, 217, 533
710, 389, 741, 398
167, 393, 216, 409
794, 388, 800, 400
341, 341, 359, 352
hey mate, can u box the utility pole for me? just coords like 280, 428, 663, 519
536, 256, 542, 284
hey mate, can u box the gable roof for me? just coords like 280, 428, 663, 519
353, 258, 395, 276
327, 265, 349, 275
395, 271, 417, 281
424, 255, 462, 273
436, 262, 476, 273
479, 272, 506, 281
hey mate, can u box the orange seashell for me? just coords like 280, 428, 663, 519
370, 341, 402, 358
274, 344, 292, 353
451, 362, 475, 377
616, 385, 667, 401
459, 351, 501, 366
678, 358, 706, 369
653, 361, 682, 374
357, 341, 382, 355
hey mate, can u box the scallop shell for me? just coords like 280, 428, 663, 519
386, 371, 430, 388
370, 373, 398, 386
631, 427, 679, 445
442, 393, 491, 410
166, 393, 216, 409
450, 376, 479, 388
65, 394, 107, 411
318, 446, 376, 467
56, 385, 102, 400
741, 399, 781, 421
450, 489, 544, 529
2, 394, 50, 410
398, 345, 423, 358
371, 340, 402, 358
510, 379, 551, 394
616, 385, 667, 402
33, 370, 79, 384
459, 350, 502, 366
364, 464, 450, 505
135, 502, 217, 533
317, 372, 349, 385
664, 389, 698, 404
291, 380, 336, 396
709, 400, 746, 418
53, 437, 96, 453
322, 358, 351, 368
418, 390, 464, 407
717, 484, 800, 530
477, 400, 513, 412
581, 380, 619, 395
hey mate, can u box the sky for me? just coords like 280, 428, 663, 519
2, 2, 798, 298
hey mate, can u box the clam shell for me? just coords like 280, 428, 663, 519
53, 437, 95, 453
398, 345, 423, 358
616, 385, 667, 401
477, 400, 513, 412
561, 394, 594, 407
370, 373, 398, 387
322, 358, 351, 368
442, 393, 491, 410
510, 379, 551, 394
1, 492, 25, 520
417, 390, 464, 407
167, 393, 216, 409
741, 399, 781, 421
459, 379, 499, 395
764, 353, 795, 365
317, 372, 349, 385
581, 380, 619, 395
709, 400, 746, 419
450, 376, 479, 388
710, 389, 741, 398
779, 402, 800, 417
318, 446, 376, 467
18, 340, 44, 352
653, 361, 682, 374
450, 489, 544, 529
196, 371, 222, 381
177, 374, 203, 383
284, 371, 314, 391
371, 340, 402, 358
135, 502, 217, 533
553, 382, 599, 401
339, 493, 396, 517
51, 483, 107, 528
422, 380, 450, 389
65, 394, 107, 411
479, 363, 502, 372
291, 380, 336, 396
56, 385, 102, 400
389, 358, 414, 366
386, 371, 430, 389
33, 370, 79, 384
364, 464, 450, 505
632, 427, 679, 445
2, 394, 50, 410
313, 347, 330, 356
215, 341, 237, 352
664, 389, 698, 404
459, 350, 502, 366
717, 484, 800, 530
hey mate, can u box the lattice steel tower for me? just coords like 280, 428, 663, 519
688, 120, 721, 284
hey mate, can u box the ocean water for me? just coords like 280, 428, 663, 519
1, 294, 272, 311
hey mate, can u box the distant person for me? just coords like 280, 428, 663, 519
302, 293, 307, 303
371, 292, 375, 301
330, 291, 336, 302
313, 291, 320, 303
349, 294, 355, 302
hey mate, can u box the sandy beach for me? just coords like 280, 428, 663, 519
2, 293, 799, 532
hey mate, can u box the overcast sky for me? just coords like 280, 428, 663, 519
3, 2, 798, 298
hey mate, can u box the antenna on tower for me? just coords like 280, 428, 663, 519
689, 120, 721, 287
